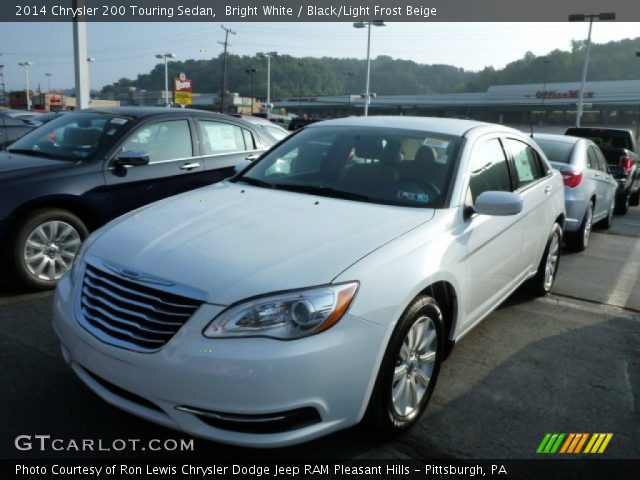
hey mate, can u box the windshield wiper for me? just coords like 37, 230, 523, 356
6, 148, 55, 159
272, 184, 372, 202
234, 177, 276, 189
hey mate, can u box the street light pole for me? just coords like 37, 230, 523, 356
0, 63, 6, 108
540, 59, 550, 124
569, 12, 616, 127
347, 72, 354, 115
257, 51, 277, 118
45, 73, 52, 93
245, 67, 256, 115
87, 57, 96, 106
155, 53, 176, 108
353, 20, 385, 117
18, 61, 34, 110
298, 62, 304, 110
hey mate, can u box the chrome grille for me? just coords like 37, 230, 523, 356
77, 258, 205, 352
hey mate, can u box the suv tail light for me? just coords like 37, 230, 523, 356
619, 156, 633, 174
562, 171, 583, 188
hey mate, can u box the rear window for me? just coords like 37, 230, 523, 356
565, 128, 632, 150
535, 139, 575, 164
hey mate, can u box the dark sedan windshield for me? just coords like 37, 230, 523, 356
8, 112, 131, 161
236, 126, 460, 208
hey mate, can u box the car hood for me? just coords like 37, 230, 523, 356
0, 151, 75, 177
89, 181, 434, 305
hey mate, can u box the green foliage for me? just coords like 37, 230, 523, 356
101, 36, 640, 97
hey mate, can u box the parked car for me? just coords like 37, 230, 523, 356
28, 110, 69, 126
240, 115, 290, 141
0, 110, 37, 148
0, 107, 275, 289
54, 117, 564, 447
564, 127, 640, 214
533, 134, 618, 251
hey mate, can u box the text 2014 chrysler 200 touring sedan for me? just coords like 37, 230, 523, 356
53, 117, 565, 447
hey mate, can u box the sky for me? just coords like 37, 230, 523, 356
1, 22, 639, 92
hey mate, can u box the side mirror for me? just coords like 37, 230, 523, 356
234, 160, 252, 175
473, 191, 523, 216
115, 150, 150, 167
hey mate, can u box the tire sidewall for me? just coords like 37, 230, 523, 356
541, 223, 562, 294
12, 209, 88, 289
368, 296, 445, 434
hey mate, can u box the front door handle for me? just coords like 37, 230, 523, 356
594, 172, 600, 178
245, 153, 261, 161
180, 162, 201, 171
544, 185, 552, 194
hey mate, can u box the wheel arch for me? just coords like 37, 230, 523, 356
5, 195, 99, 236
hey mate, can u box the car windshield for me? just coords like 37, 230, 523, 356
235, 126, 460, 208
535, 139, 575, 164
7, 112, 131, 161
261, 124, 289, 140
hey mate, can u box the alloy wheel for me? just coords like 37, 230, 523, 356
23, 221, 82, 281
583, 206, 593, 247
543, 231, 560, 291
392, 316, 437, 417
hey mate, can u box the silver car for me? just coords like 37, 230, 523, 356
533, 133, 618, 251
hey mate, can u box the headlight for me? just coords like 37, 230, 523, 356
69, 229, 102, 284
203, 282, 358, 340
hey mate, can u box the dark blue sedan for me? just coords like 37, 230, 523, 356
0, 107, 275, 289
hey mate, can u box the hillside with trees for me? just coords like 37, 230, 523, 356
101, 36, 640, 99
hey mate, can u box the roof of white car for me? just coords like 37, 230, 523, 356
310, 116, 513, 136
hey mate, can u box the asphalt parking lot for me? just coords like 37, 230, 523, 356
1, 208, 639, 460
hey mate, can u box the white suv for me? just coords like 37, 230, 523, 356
53, 117, 564, 447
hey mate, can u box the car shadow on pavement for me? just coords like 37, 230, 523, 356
2, 292, 638, 460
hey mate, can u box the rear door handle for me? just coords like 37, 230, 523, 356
180, 162, 201, 171
544, 185, 552, 194
594, 172, 600, 178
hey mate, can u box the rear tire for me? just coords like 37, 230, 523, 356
615, 192, 630, 215
597, 200, 614, 230
565, 202, 593, 252
524, 223, 562, 297
364, 296, 444, 436
12, 209, 88, 290
630, 189, 640, 207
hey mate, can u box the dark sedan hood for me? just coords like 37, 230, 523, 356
0, 151, 76, 176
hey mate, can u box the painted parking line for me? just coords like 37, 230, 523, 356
605, 238, 640, 309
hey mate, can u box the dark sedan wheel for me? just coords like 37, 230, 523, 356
631, 189, 640, 207
615, 192, 630, 215
365, 295, 444, 436
12, 209, 88, 290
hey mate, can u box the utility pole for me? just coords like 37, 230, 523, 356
218, 25, 236, 113
298, 62, 304, 110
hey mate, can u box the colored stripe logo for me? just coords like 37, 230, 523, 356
537, 433, 613, 454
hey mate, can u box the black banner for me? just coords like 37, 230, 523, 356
4, 460, 640, 480
5, 0, 640, 22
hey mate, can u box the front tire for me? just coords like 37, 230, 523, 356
365, 296, 444, 436
524, 222, 562, 296
12, 209, 87, 290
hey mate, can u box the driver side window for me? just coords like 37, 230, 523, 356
121, 120, 193, 163
467, 138, 512, 204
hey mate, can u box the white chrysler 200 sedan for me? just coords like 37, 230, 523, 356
53, 117, 565, 447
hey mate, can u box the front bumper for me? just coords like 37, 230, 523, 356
53, 274, 386, 448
